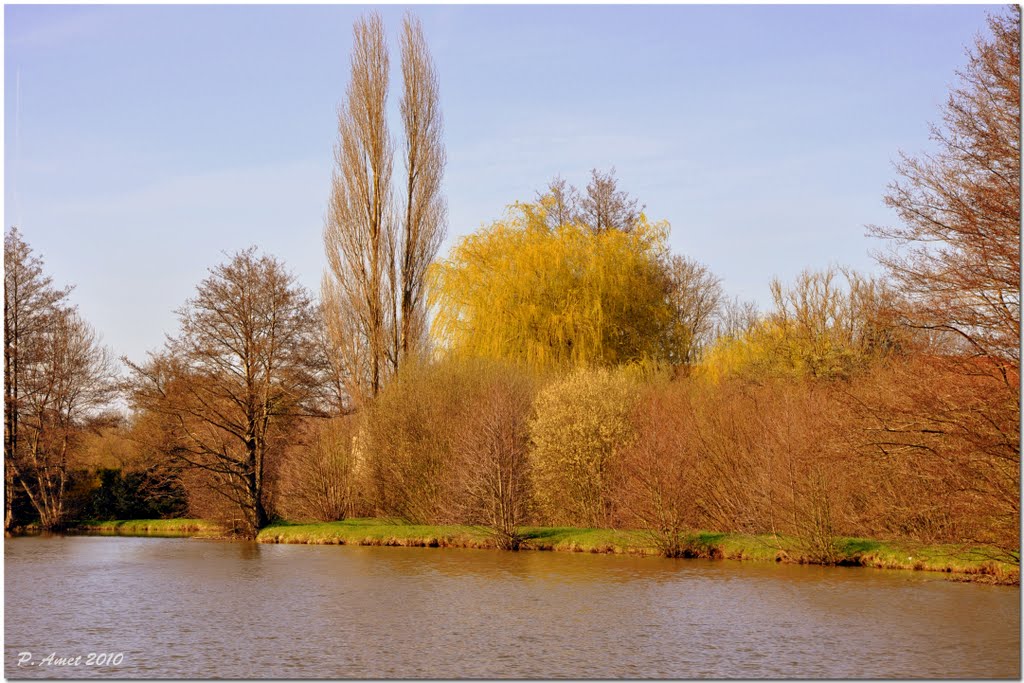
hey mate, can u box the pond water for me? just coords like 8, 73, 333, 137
4, 535, 1020, 678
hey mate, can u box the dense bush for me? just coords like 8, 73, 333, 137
360, 359, 484, 522
843, 358, 1020, 561
87, 468, 188, 521
616, 377, 856, 561
528, 368, 640, 527
615, 382, 702, 556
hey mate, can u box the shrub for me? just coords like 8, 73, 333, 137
278, 417, 361, 522
360, 358, 484, 523
528, 367, 640, 527
448, 365, 537, 549
87, 468, 188, 521
616, 382, 702, 557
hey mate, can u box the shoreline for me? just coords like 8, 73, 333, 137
55, 518, 1020, 586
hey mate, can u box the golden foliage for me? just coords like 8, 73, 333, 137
428, 202, 678, 370
699, 267, 901, 381
528, 367, 640, 527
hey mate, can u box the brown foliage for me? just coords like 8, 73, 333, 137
616, 359, 1018, 563
359, 359, 476, 522
126, 248, 325, 537
448, 367, 536, 549
361, 359, 539, 538
615, 382, 702, 556
842, 357, 1019, 559
619, 378, 856, 562
857, 8, 1020, 562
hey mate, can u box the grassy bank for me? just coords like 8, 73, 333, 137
74, 519, 225, 536
257, 519, 1019, 585
62, 517, 1017, 584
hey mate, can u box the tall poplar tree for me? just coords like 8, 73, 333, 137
323, 12, 447, 408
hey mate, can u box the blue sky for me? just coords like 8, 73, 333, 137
4, 4, 997, 363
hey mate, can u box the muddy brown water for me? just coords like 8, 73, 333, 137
4, 535, 1020, 678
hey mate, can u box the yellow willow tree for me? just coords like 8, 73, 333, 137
428, 202, 679, 370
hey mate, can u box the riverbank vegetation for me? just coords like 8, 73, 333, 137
74, 519, 222, 536
57, 517, 1018, 584
4, 9, 1019, 581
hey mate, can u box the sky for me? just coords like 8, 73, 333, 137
3, 3, 998, 364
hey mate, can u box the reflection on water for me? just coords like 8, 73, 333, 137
5, 535, 1020, 679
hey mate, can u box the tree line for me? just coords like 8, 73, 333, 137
3, 9, 1019, 563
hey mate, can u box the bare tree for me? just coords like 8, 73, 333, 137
858, 9, 1019, 563
126, 248, 325, 537
5, 228, 72, 529
869, 7, 1020, 381
714, 296, 760, 341
10, 308, 115, 529
664, 255, 724, 364
323, 13, 397, 407
3, 228, 113, 530
535, 168, 643, 233
397, 13, 447, 363
578, 167, 644, 233
536, 175, 580, 229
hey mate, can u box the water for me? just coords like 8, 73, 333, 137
5, 535, 1020, 678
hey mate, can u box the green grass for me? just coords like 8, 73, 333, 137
71, 517, 1019, 584
259, 518, 494, 548
832, 536, 1018, 579
518, 525, 652, 553
75, 519, 224, 536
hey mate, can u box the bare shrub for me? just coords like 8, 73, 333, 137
448, 367, 536, 549
615, 382, 702, 556
843, 357, 1019, 562
278, 417, 360, 522
360, 359, 477, 522
643, 378, 852, 563
751, 381, 851, 563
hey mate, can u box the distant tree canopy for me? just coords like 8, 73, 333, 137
428, 200, 686, 370
699, 267, 902, 381
535, 168, 644, 233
